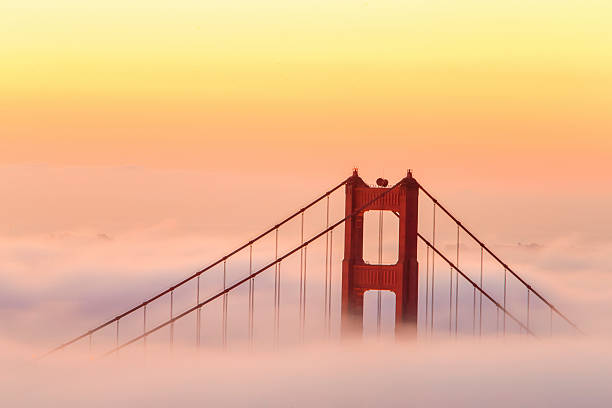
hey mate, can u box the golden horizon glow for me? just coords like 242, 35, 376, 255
1, 0, 611, 183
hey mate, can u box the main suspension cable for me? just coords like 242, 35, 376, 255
42, 178, 350, 358
103, 178, 404, 356
418, 233, 535, 336
417, 182, 581, 334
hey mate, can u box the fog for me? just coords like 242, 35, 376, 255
3, 338, 612, 407
2, 230, 612, 407
1, 167, 611, 406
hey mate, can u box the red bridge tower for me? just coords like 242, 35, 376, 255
341, 170, 419, 338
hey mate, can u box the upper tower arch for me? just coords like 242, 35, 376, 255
341, 170, 419, 338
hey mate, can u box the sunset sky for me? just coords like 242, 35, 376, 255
1, 0, 611, 240
2, 2, 612, 406
2, 0, 611, 178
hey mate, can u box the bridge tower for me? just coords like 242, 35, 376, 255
341, 170, 419, 338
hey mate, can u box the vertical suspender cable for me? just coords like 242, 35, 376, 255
377, 209, 383, 338
455, 226, 459, 336
527, 288, 530, 332
425, 245, 430, 337
115, 319, 119, 357
472, 285, 476, 336
276, 260, 282, 346
456, 274, 459, 337
196, 276, 200, 348
550, 308, 553, 336
448, 266, 453, 336
496, 306, 500, 336
170, 290, 174, 349
479, 246, 483, 337
328, 229, 333, 337
503, 268, 507, 336
299, 213, 304, 341
222, 260, 227, 349
301, 246, 306, 339
274, 228, 279, 347
89, 333, 92, 355
431, 203, 436, 335
325, 197, 330, 331
249, 244, 254, 347
143, 304, 147, 349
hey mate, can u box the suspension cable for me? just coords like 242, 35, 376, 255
325, 196, 330, 331
170, 290, 174, 350
417, 183, 581, 334
425, 245, 430, 337
249, 244, 254, 347
430, 203, 436, 335
550, 309, 553, 336
479, 246, 483, 336
115, 319, 119, 357
455, 226, 459, 337
496, 307, 500, 336
299, 213, 304, 330
103, 178, 404, 356
527, 288, 530, 332
328, 229, 333, 337
196, 276, 200, 348
302, 246, 307, 340
276, 261, 281, 347
377, 209, 383, 338
448, 266, 453, 336
472, 285, 476, 336
274, 228, 279, 347
43, 178, 350, 358
503, 268, 507, 336
222, 261, 227, 349
143, 303, 147, 349
418, 233, 535, 336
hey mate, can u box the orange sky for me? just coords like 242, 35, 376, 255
2, 4, 612, 379
1, 0, 611, 237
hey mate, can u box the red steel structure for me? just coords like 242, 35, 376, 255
342, 169, 419, 338
42, 170, 582, 358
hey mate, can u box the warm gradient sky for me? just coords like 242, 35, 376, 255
2, 3, 612, 406
1, 0, 612, 342
2, 0, 611, 179
2, 0, 611, 238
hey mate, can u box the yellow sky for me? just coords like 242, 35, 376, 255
1, 0, 611, 184
2, 4, 612, 354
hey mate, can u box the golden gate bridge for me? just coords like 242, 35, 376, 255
43, 170, 581, 357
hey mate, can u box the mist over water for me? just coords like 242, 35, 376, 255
1, 173, 611, 407
3, 0, 612, 404
3, 337, 612, 407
